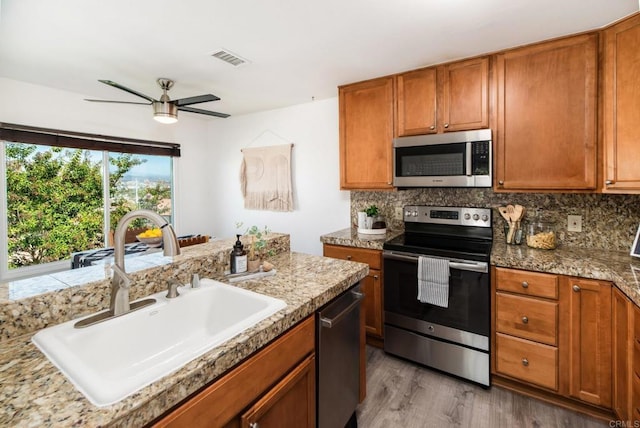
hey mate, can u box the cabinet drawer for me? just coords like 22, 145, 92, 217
495, 267, 558, 299
496, 333, 558, 391
323, 244, 381, 270
496, 293, 558, 346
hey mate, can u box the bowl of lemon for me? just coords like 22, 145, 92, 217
136, 228, 163, 247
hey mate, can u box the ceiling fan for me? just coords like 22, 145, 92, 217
85, 78, 230, 124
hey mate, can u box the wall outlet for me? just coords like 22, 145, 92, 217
567, 215, 582, 232
395, 206, 404, 219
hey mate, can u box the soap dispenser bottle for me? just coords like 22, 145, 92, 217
230, 234, 248, 274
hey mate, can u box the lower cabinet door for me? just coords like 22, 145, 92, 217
564, 278, 612, 407
362, 269, 383, 338
240, 355, 316, 428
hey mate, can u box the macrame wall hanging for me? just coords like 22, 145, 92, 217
240, 131, 294, 212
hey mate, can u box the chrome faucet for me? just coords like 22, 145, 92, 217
111, 209, 181, 316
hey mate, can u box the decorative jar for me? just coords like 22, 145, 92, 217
526, 220, 556, 250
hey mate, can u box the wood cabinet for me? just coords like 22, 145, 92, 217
612, 287, 633, 422
153, 316, 315, 428
494, 33, 598, 191
561, 276, 612, 408
323, 244, 383, 342
339, 77, 394, 190
602, 13, 640, 192
240, 355, 315, 428
634, 304, 640, 422
396, 56, 489, 136
493, 267, 617, 418
494, 268, 560, 391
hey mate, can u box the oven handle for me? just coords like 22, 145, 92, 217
383, 251, 488, 273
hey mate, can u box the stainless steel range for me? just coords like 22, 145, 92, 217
383, 205, 492, 386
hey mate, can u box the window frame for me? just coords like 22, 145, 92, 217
0, 123, 180, 282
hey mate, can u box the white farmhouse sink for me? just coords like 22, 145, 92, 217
32, 278, 286, 407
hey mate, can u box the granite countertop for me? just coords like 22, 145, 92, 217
491, 243, 640, 307
320, 227, 402, 251
319, 228, 640, 307
0, 251, 369, 427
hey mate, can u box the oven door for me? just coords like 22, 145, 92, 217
383, 250, 490, 347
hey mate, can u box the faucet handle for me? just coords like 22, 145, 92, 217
166, 279, 181, 299
112, 263, 131, 289
191, 273, 200, 288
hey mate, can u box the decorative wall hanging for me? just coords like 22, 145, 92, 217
240, 143, 293, 212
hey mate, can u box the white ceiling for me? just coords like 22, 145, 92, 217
0, 0, 638, 119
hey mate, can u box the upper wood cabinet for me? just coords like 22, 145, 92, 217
396, 57, 489, 136
494, 34, 598, 191
339, 76, 394, 190
602, 13, 640, 192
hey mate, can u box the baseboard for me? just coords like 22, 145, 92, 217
366, 335, 384, 348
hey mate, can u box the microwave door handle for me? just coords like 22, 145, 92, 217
465, 142, 472, 176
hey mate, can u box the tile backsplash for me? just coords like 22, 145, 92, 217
351, 189, 640, 252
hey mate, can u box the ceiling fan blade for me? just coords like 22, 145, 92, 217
85, 98, 150, 105
98, 79, 157, 103
173, 94, 220, 107
178, 106, 230, 118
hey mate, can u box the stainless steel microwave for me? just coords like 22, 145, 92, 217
393, 129, 492, 188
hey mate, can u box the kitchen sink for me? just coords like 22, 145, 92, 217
32, 278, 286, 407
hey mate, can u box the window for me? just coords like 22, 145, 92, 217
0, 124, 180, 282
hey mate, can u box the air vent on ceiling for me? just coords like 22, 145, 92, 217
211, 49, 250, 67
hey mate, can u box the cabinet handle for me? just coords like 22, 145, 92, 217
429, 125, 435, 130
572, 284, 581, 292
346, 255, 352, 260
521, 281, 529, 289
522, 358, 529, 367
605, 180, 613, 185
249, 423, 259, 428
373, 275, 379, 280
522, 316, 528, 324
444, 123, 449, 128
498, 180, 504, 186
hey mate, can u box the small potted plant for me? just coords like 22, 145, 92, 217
245, 225, 273, 271
358, 205, 387, 233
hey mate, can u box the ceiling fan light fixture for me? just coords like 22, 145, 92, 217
153, 101, 178, 124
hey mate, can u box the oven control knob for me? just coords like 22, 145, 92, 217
412, 211, 418, 217
472, 214, 480, 221
464, 213, 471, 220
481, 214, 489, 222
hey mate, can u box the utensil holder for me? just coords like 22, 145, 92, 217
504, 222, 524, 245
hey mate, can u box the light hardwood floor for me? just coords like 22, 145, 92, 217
356, 346, 608, 428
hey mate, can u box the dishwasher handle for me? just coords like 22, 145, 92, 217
320, 291, 364, 328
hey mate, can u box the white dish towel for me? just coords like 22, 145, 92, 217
417, 256, 450, 308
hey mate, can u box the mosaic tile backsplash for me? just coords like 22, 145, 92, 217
351, 189, 640, 252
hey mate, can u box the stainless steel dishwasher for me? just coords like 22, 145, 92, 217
317, 283, 363, 428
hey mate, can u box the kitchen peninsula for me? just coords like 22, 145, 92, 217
0, 234, 369, 427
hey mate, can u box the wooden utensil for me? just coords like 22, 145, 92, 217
513, 205, 525, 223
506, 205, 517, 243
498, 206, 511, 223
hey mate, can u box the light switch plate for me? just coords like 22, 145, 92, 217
568, 215, 582, 232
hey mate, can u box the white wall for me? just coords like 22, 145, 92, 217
206, 98, 350, 255
0, 78, 351, 256
0, 77, 213, 237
